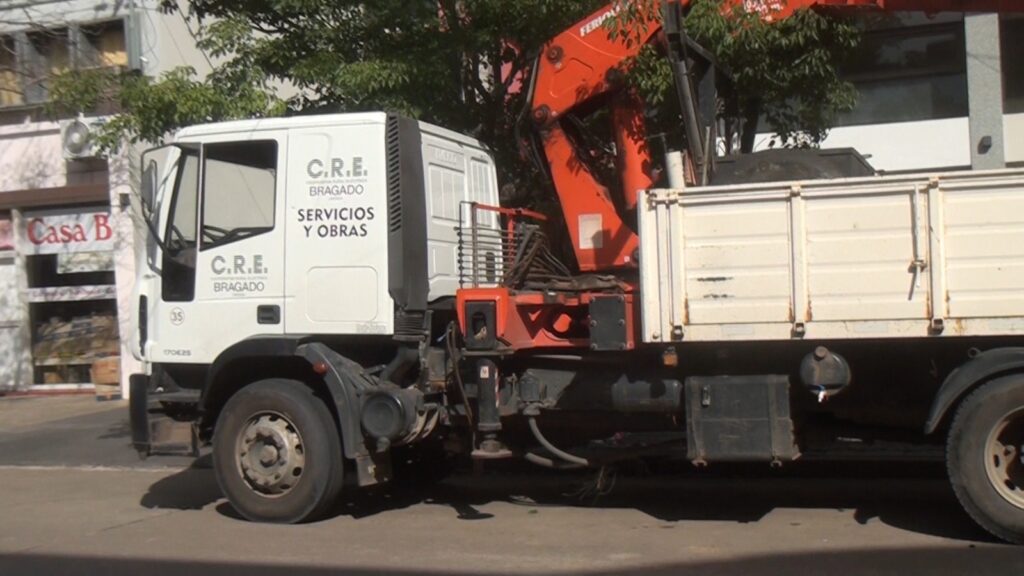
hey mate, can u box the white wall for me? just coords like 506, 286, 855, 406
757, 113, 1022, 174
0, 249, 32, 392
1005, 113, 1024, 165
106, 146, 143, 396
136, 1, 216, 78
0, 123, 65, 192
755, 117, 973, 174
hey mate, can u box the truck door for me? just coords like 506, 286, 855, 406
283, 122, 391, 336
147, 135, 286, 365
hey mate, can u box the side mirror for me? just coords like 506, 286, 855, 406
141, 159, 157, 218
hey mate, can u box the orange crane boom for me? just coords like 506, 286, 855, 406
527, 0, 1024, 272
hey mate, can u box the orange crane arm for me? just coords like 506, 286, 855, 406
527, 0, 1023, 272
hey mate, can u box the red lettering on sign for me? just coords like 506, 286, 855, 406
23, 211, 114, 254
27, 215, 111, 247
59, 224, 87, 243
27, 218, 45, 245
94, 214, 112, 241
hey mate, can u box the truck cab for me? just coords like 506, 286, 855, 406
134, 112, 499, 365
130, 113, 500, 522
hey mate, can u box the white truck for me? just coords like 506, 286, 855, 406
131, 112, 1024, 544
130, 112, 500, 520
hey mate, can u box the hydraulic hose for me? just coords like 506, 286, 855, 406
524, 414, 684, 470
527, 416, 590, 467
523, 452, 586, 470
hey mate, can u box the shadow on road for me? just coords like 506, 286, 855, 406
97, 417, 131, 440
140, 455, 220, 511
138, 459, 997, 544
2, 546, 1022, 576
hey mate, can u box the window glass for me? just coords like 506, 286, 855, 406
844, 28, 964, 81
837, 74, 967, 126
1002, 16, 1024, 114
1, 19, 128, 109
80, 20, 127, 69
0, 212, 12, 251
168, 153, 199, 249
0, 37, 19, 107
201, 141, 277, 250
836, 17, 967, 127
162, 150, 200, 302
26, 29, 69, 103
31, 29, 70, 75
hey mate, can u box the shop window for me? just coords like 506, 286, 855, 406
30, 300, 118, 386
17, 207, 119, 386
201, 141, 277, 250
837, 15, 968, 126
1002, 16, 1024, 114
162, 151, 200, 302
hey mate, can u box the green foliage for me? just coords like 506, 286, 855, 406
49, 0, 605, 191
47, 0, 860, 190
48, 64, 285, 151
694, 1, 860, 147
616, 0, 861, 149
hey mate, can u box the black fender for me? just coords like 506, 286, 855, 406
201, 336, 307, 415
295, 342, 376, 461
925, 347, 1024, 434
201, 337, 373, 461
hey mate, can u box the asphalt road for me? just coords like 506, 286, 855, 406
0, 396, 1022, 575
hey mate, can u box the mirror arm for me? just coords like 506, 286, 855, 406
143, 214, 173, 255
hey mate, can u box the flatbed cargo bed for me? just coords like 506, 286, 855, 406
639, 169, 1024, 343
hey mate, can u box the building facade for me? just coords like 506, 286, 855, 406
0, 0, 212, 395
777, 13, 1024, 173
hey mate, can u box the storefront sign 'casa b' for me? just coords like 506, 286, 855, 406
18, 208, 115, 255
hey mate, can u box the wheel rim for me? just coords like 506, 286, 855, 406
236, 411, 306, 497
984, 406, 1024, 511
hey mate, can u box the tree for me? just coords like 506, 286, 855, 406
614, 0, 860, 153
48, 0, 606, 188
47, 0, 860, 191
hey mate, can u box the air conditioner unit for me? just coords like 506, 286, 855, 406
60, 117, 104, 161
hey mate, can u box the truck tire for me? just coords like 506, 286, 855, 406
947, 375, 1024, 544
213, 379, 344, 523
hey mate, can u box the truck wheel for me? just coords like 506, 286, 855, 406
213, 379, 344, 523
947, 375, 1024, 544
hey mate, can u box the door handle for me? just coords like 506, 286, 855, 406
257, 305, 281, 325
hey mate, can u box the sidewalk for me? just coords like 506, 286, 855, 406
0, 395, 196, 469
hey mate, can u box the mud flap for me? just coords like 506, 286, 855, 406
130, 374, 199, 458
